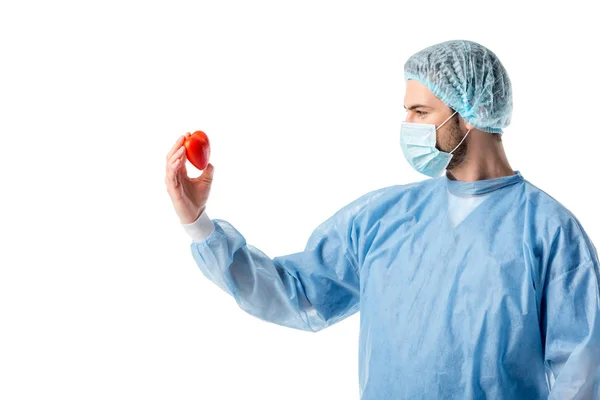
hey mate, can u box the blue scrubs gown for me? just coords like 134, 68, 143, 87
189, 171, 600, 399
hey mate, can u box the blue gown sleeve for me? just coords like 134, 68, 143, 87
541, 218, 600, 398
189, 190, 378, 332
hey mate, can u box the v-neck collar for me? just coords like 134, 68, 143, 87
445, 170, 523, 196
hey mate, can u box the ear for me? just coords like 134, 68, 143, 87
457, 113, 474, 131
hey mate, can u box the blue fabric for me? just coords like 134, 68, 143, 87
190, 171, 600, 399
404, 40, 512, 134
399, 119, 455, 178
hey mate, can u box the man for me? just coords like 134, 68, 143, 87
165, 40, 600, 398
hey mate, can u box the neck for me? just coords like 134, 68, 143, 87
447, 130, 514, 182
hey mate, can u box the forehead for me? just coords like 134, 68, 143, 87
404, 79, 446, 109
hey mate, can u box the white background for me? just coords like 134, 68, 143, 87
1, 1, 599, 399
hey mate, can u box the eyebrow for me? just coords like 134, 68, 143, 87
403, 104, 432, 110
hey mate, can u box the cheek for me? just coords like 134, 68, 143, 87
423, 115, 439, 124
435, 126, 452, 147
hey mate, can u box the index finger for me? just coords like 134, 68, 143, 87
166, 135, 186, 161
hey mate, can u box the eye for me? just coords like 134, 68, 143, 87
416, 110, 427, 116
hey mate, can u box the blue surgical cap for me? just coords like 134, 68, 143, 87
404, 40, 512, 134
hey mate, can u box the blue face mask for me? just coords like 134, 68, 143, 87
400, 110, 471, 178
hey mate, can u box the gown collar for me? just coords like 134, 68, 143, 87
444, 170, 523, 196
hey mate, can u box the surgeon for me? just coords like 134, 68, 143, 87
165, 40, 600, 398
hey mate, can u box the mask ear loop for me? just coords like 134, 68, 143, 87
437, 110, 470, 154
436, 110, 458, 130
449, 128, 471, 154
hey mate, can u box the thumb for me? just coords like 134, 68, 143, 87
195, 163, 214, 183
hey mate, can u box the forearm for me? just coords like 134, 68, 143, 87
186, 213, 334, 332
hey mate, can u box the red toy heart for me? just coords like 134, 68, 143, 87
184, 130, 211, 170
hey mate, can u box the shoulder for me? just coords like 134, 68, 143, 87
362, 177, 440, 204
521, 179, 598, 281
521, 179, 581, 224
341, 177, 436, 215
335, 178, 439, 229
